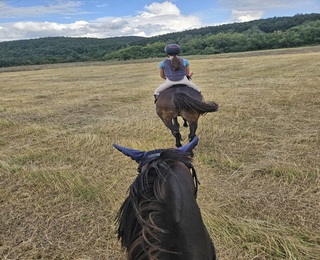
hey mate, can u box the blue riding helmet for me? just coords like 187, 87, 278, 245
164, 44, 181, 56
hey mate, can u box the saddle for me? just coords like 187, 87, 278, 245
154, 84, 189, 103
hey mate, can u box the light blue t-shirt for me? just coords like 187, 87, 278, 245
159, 58, 190, 81
159, 58, 190, 69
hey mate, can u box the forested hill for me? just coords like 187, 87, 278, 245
1, 13, 320, 67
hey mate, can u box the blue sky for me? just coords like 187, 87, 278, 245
0, 0, 319, 42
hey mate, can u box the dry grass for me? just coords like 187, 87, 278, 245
1, 46, 319, 259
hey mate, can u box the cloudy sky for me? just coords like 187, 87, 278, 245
0, 0, 319, 42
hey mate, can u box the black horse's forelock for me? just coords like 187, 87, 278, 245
137, 149, 163, 173
116, 149, 195, 259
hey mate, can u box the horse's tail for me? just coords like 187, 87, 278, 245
173, 93, 218, 114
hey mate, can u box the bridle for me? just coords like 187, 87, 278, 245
137, 151, 200, 198
190, 164, 200, 198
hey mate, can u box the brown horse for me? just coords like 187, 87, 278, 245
113, 137, 217, 260
155, 85, 218, 147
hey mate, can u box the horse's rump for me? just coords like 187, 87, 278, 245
173, 92, 218, 114
155, 85, 218, 147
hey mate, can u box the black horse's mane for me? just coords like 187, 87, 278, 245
116, 149, 197, 260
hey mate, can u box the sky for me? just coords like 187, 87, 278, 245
0, 0, 319, 42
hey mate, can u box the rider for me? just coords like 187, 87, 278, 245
154, 44, 201, 101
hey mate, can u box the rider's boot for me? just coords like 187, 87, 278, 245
154, 94, 159, 103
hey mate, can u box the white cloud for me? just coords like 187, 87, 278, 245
140, 1, 181, 17
221, 0, 303, 10
0, 1, 83, 19
0, 1, 202, 41
222, 0, 317, 22
0, 20, 92, 42
231, 10, 263, 22
1, 0, 317, 42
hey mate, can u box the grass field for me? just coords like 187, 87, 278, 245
0, 46, 319, 259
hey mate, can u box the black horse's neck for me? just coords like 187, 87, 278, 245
117, 149, 202, 259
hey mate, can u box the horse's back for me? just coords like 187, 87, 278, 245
159, 85, 202, 101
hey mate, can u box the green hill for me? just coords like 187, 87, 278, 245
1, 13, 320, 67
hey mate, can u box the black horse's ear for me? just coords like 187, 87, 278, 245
177, 136, 199, 153
113, 144, 146, 163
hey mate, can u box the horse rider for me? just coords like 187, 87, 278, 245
154, 44, 201, 102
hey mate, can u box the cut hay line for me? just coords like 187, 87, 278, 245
0, 46, 319, 259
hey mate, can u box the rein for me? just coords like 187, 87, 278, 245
190, 165, 200, 198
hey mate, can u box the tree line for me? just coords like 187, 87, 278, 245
0, 13, 320, 67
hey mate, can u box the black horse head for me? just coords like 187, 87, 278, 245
113, 136, 217, 260
113, 136, 199, 172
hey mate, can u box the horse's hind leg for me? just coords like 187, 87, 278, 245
172, 117, 182, 147
183, 118, 188, 127
163, 117, 182, 147
173, 117, 180, 129
188, 121, 198, 142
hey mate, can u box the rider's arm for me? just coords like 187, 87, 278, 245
186, 66, 190, 76
159, 61, 166, 79
160, 69, 166, 79
185, 66, 193, 78
184, 59, 193, 78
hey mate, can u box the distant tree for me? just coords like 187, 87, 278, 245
1, 13, 320, 67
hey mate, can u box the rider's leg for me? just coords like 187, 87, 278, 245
154, 80, 174, 101
179, 76, 201, 92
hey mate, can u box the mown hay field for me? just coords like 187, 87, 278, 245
0, 46, 319, 259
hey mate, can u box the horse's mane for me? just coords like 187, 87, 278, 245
116, 149, 197, 260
